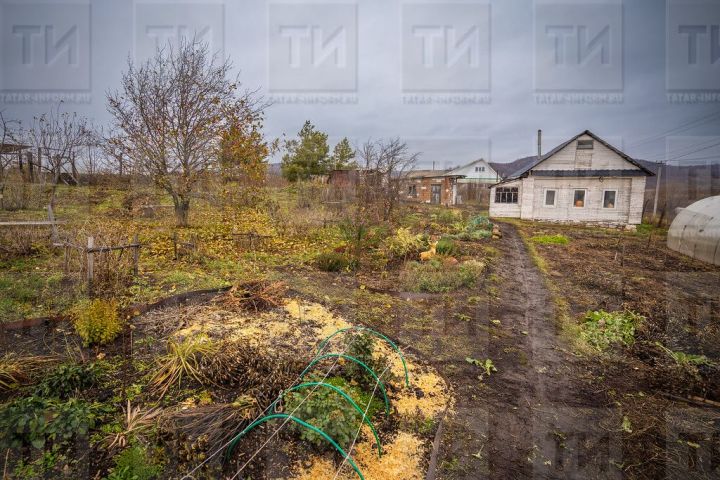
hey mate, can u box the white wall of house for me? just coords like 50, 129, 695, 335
448, 159, 499, 183
527, 177, 643, 224
489, 180, 522, 218
532, 134, 629, 171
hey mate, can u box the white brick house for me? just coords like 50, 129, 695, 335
489, 131, 654, 226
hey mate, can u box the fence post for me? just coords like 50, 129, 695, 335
87, 236, 94, 294
63, 244, 70, 274
132, 233, 139, 276
173, 231, 178, 260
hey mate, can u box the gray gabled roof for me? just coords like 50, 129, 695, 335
492, 130, 654, 186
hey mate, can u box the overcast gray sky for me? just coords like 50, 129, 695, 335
1, 0, 719, 169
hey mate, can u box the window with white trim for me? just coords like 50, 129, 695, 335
573, 189, 586, 208
603, 190, 617, 209
544, 189, 556, 207
577, 139, 594, 150
495, 187, 518, 204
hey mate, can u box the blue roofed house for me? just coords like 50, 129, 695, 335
489, 130, 654, 227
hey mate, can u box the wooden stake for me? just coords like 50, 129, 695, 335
87, 236, 94, 294
132, 233, 139, 276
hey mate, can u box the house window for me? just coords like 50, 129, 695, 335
475, 166, 485, 172
573, 189, 586, 208
408, 184, 417, 197
495, 187, 518, 204
577, 139, 594, 150
544, 189, 556, 207
603, 190, 617, 208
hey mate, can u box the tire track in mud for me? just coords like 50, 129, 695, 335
435, 223, 604, 480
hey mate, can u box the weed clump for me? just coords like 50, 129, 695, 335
0, 354, 57, 391
581, 309, 644, 351
381, 227, 426, 261
315, 252, 356, 272
530, 234, 569, 245
401, 259, 485, 293
70, 298, 124, 347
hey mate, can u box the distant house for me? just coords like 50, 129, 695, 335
446, 159, 500, 184
403, 170, 465, 206
489, 131, 654, 226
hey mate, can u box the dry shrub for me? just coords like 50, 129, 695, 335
158, 395, 256, 455
63, 223, 137, 296
104, 400, 161, 451
0, 353, 58, 390
199, 340, 304, 405
0, 225, 51, 257
150, 335, 217, 397
214, 280, 286, 312
0, 176, 45, 211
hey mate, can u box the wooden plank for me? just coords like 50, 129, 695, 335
0, 221, 66, 226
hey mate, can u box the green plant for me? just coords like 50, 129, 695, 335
315, 252, 355, 272
580, 310, 644, 351
150, 335, 217, 397
70, 298, 124, 346
106, 445, 161, 480
466, 357, 497, 379
530, 234, 569, 245
342, 333, 391, 387
654, 342, 712, 367
36, 363, 98, 399
284, 377, 371, 450
435, 237, 456, 256
382, 227, 426, 260
447, 215, 493, 241
0, 396, 97, 450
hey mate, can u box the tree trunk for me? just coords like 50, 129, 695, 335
174, 197, 191, 227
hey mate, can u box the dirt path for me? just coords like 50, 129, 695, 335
432, 223, 612, 479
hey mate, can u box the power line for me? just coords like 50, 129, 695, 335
625, 110, 720, 150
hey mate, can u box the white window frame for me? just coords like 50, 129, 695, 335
602, 189, 617, 209
543, 188, 557, 207
572, 189, 587, 208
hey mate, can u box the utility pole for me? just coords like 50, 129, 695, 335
653, 162, 663, 219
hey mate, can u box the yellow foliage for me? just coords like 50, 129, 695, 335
70, 298, 124, 347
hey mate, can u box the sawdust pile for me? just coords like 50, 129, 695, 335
292, 432, 425, 480
374, 342, 453, 420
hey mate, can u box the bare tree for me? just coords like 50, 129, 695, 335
0, 110, 18, 209
107, 39, 264, 226
357, 137, 418, 222
22, 104, 91, 210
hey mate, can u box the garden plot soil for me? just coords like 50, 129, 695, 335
516, 221, 720, 480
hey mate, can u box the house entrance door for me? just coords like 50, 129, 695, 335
431, 184, 441, 204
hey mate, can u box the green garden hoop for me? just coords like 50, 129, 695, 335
225, 414, 365, 480
271, 382, 383, 456
299, 353, 390, 415
317, 327, 410, 387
